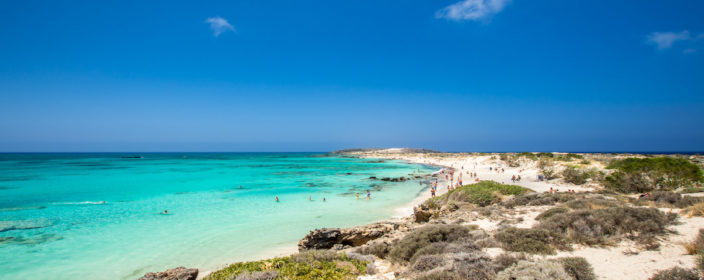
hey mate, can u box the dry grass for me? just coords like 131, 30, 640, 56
685, 202, 704, 217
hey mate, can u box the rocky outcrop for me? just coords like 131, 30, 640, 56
298, 222, 400, 251
413, 205, 433, 223
138, 267, 198, 280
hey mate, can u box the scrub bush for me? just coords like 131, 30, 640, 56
648, 267, 699, 280
558, 257, 596, 280
495, 227, 556, 255
537, 207, 677, 246
496, 260, 571, 280
388, 224, 472, 263
562, 166, 590, 185
535, 207, 570, 220
605, 157, 703, 193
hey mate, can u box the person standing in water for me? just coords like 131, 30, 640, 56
275, 196, 279, 202
366, 190, 371, 200
356, 193, 360, 200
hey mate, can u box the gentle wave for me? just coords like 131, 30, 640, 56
52, 201, 107, 205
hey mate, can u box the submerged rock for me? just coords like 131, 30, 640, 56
138, 267, 198, 280
298, 222, 399, 251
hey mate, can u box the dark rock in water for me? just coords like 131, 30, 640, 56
345, 172, 353, 175
298, 222, 399, 251
121, 156, 143, 159
380, 177, 406, 182
138, 267, 198, 280
369, 176, 377, 180
414, 205, 433, 223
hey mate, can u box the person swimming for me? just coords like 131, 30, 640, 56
160, 210, 168, 215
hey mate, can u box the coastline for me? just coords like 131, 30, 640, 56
197, 155, 442, 280
162, 150, 704, 280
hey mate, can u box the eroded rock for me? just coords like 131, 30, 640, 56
298, 222, 399, 251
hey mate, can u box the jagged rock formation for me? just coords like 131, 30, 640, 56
298, 222, 400, 251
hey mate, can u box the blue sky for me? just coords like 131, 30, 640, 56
1, 0, 703, 152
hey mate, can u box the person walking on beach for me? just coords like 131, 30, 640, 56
356, 193, 360, 200
366, 190, 371, 200
431, 188, 436, 197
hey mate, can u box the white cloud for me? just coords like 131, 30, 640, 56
206, 16, 235, 37
436, 0, 511, 21
646, 31, 690, 50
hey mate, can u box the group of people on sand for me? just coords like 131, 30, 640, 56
548, 187, 577, 194
490, 166, 505, 173
511, 175, 522, 183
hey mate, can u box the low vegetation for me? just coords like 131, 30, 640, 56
428, 181, 531, 208
634, 191, 703, 208
648, 267, 699, 280
558, 257, 596, 280
204, 250, 371, 280
495, 227, 557, 255
682, 229, 704, 270
388, 224, 474, 263
604, 157, 704, 193
561, 166, 590, 185
537, 207, 677, 248
496, 260, 571, 280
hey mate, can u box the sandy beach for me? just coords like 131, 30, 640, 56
343, 149, 704, 280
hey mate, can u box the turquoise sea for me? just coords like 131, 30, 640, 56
0, 153, 435, 279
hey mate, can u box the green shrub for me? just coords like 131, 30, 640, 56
557, 154, 585, 161
637, 191, 703, 208
435, 181, 531, 207
495, 227, 556, 255
538, 207, 677, 246
538, 159, 559, 180
410, 254, 443, 272
648, 267, 699, 280
605, 157, 704, 193
492, 253, 528, 273
559, 257, 595, 280
416, 270, 463, 280
562, 198, 622, 210
205, 251, 369, 280
536, 207, 570, 220
503, 192, 580, 208
496, 260, 571, 280
234, 271, 279, 280
562, 166, 589, 185
355, 241, 389, 258
388, 224, 472, 263
682, 187, 704, 193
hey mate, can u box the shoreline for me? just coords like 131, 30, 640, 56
196, 156, 443, 280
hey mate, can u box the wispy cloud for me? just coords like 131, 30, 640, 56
206, 16, 235, 37
646, 31, 691, 50
683, 48, 697, 54
436, 0, 511, 22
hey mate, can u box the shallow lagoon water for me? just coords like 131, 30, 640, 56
0, 153, 435, 279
